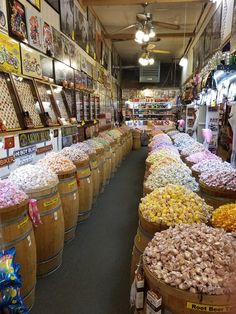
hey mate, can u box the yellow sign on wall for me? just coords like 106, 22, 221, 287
0, 32, 21, 74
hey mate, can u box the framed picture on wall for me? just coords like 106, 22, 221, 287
45, 0, 59, 12
74, 1, 88, 52
0, 0, 8, 34
231, 0, 236, 52
40, 55, 54, 81
42, 21, 54, 57
60, 0, 73, 38
88, 9, 96, 59
7, 0, 28, 42
204, 18, 213, 62
27, 0, 41, 11
26, 6, 43, 51
212, 3, 222, 52
95, 20, 102, 63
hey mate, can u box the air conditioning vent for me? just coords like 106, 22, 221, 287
139, 61, 161, 83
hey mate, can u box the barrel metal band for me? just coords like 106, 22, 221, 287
0, 212, 27, 227
60, 188, 78, 197
33, 189, 58, 201
0, 227, 33, 250
40, 204, 61, 217
37, 248, 63, 264
59, 177, 76, 184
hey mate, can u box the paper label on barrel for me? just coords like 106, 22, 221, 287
68, 180, 76, 188
87, 178, 90, 184
54, 212, 58, 221
80, 168, 90, 178
44, 198, 58, 207
18, 217, 29, 228
186, 302, 232, 312
27, 235, 31, 247
73, 193, 77, 200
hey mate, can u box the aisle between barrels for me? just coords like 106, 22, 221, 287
32, 147, 147, 314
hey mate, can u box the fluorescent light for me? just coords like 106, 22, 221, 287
179, 56, 188, 67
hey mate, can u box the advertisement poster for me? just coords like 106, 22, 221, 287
74, 1, 88, 52
7, 0, 28, 42
88, 9, 96, 59
0, 0, 8, 34
221, 0, 234, 44
0, 32, 21, 74
54, 60, 74, 85
42, 22, 54, 56
95, 20, 102, 63
230, 0, 236, 52
101, 36, 109, 70
45, 0, 59, 12
70, 41, 81, 70
26, 6, 43, 51
21, 44, 42, 78
52, 27, 64, 61
212, 3, 222, 52
27, 0, 41, 11
40, 55, 53, 80
204, 19, 213, 62
60, 0, 73, 38
61, 34, 70, 66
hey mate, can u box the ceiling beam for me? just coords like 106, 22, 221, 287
106, 32, 194, 41
83, 0, 208, 5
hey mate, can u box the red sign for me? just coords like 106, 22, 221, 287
4, 137, 15, 149
36, 144, 53, 155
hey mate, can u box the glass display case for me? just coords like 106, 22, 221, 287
12, 75, 43, 128
83, 92, 90, 121
90, 94, 95, 120
0, 72, 22, 131
75, 90, 84, 122
51, 85, 70, 121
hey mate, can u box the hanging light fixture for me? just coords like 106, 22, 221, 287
149, 26, 156, 38
138, 53, 155, 66
134, 21, 156, 45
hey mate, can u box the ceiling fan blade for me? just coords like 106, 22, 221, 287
136, 13, 147, 21
146, 43, 156, 50
111, 24, 136, 34
152, 21, 180, 30
149, 49, 171, 54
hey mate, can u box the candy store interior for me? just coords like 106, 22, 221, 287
0, 0, 236, 314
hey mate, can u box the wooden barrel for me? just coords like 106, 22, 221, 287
104, 147, 112, 184
145, 160, 152, 172
110, 142, 117, 175
76, 158, 93, 222
192, 169, 200, 180
139, 208, 168, 236
89, 153, 100, 201
96, 147, 106, 192
58, 169, 79, 242
0, 199, 37, 310
130, 222, 153, 281
132, 131, 141, 150
199, 182, 236, 209
28, 185, 64, 277
113, 141, 120, 169
144, 263, 236, 314
117, 140, 123, 166
143, 183, 153, 196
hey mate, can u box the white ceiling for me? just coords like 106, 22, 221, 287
92, 2, 204, 64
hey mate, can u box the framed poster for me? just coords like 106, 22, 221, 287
42, 21, 54, 57
54, 60, 74, 85
0, 0, 8, 34
0, 32, 21, 74
61, 34, 70, 66
88, 9, 96, 59
74, 1, 88, 52
74, 70, 82, 89
112, 47, 119, 79
40, 55, 53, 81
52, 27, 64, 61
27, 0, 41, 11
101, 38, 109, 70
221, 0, 234, 44
26, 6, 43, 51
45, 0, 59, 12
204, 19, 213, 63
60, 0, 73, 38
212, 3, 222, 52
7, 0, 27, 42
231, 0, 236, 52
95, 20, 102, 63
21, 43, 42, 78
70, 41, 81, 70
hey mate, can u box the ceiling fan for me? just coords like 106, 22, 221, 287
111, 3, 180, 35
143, 43, 171, 55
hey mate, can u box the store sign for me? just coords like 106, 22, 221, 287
221, 0, 234, 43
0, 32, 21, 74
14, 146, 36, 158
36, 144, 53, 155
17, 154, 35, 166
0, 156, 15, 167
4, 137, 15, 149
21, 44, 42, 79
19, 130, 51, 147
61, 126, 78, 137
186, 302, 231, 312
